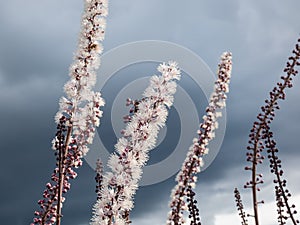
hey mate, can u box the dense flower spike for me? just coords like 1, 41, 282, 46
31, 1, 108, 224
90, 62, 181, 225
234, 188, 249, 225
167, 52, 232, 225
244, 37, 300, 225
59, 0, 107, 155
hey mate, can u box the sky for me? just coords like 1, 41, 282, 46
0, 0, 300, 225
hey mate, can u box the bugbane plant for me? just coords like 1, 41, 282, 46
29, 0, 300, 224
236, 37, 300, 225
31, 0, 108, 224
90, 62, 181, 225
167, 52, 232, 225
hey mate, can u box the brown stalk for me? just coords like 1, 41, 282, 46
245, 37, 300, 225
56, 125, 73, 225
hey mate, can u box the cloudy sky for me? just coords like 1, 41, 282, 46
1, 0, 300, 225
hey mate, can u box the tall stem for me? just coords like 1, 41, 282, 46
56, 125, 73, 225
246, 37, 300, 225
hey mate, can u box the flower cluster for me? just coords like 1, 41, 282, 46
244, 38, 300, 225
234, 188, 248, 225
32, 117, 82, 225
90, 62, 181, 225
57, 0, 108, 155
186, 186, 201, 225
31, 1, 108, 224
167, 52, 232, 225
265, 129, 299, 224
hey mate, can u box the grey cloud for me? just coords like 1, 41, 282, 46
0, 0, 81, 84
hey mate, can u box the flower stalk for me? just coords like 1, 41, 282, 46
167, 52, 232, 225
245, 37, 300, 225
90, 62, 181, 225
234, 188, 249, 225
265, 129, 299, 225
31, 0, 108, 224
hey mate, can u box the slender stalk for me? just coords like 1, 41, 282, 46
56, 125, 73, 225
265, 129, 299, 225
252, 140, 260, 225
167, 52, 232, 225
31, 1, 108, 224
234, 188, 248, 225
245, 37, 300, 225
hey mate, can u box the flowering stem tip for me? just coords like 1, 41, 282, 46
167, 52, 232, 225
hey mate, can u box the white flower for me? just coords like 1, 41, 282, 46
108, 154, 123, 173
91, 61, 181, 224
215, 111, 222, 118
54, 111, 63, 124
64, 80, 77, 98
120, 199, 133, 211
167, 52, 232, 224
130, 167, 142, 181
115, 137, 129, 153
59, 97, 71, 111
51, 137, 59, 150
80, 145, 89, 155
113, 218, 126, 225
86, 132, 95, 144
163, 95, 174, 108
94, 17, 106, 28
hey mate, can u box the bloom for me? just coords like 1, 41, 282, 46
90, 62, 181, 225
167, 52, 232, 225
32, 1, 109, 224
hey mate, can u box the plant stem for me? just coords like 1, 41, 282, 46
266, 131, 298, 225
248, 37, 300, 225
56, 125, 73, 225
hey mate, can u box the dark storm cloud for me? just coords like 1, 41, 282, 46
1, 0, 300, 224
0, 0, 82, 84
